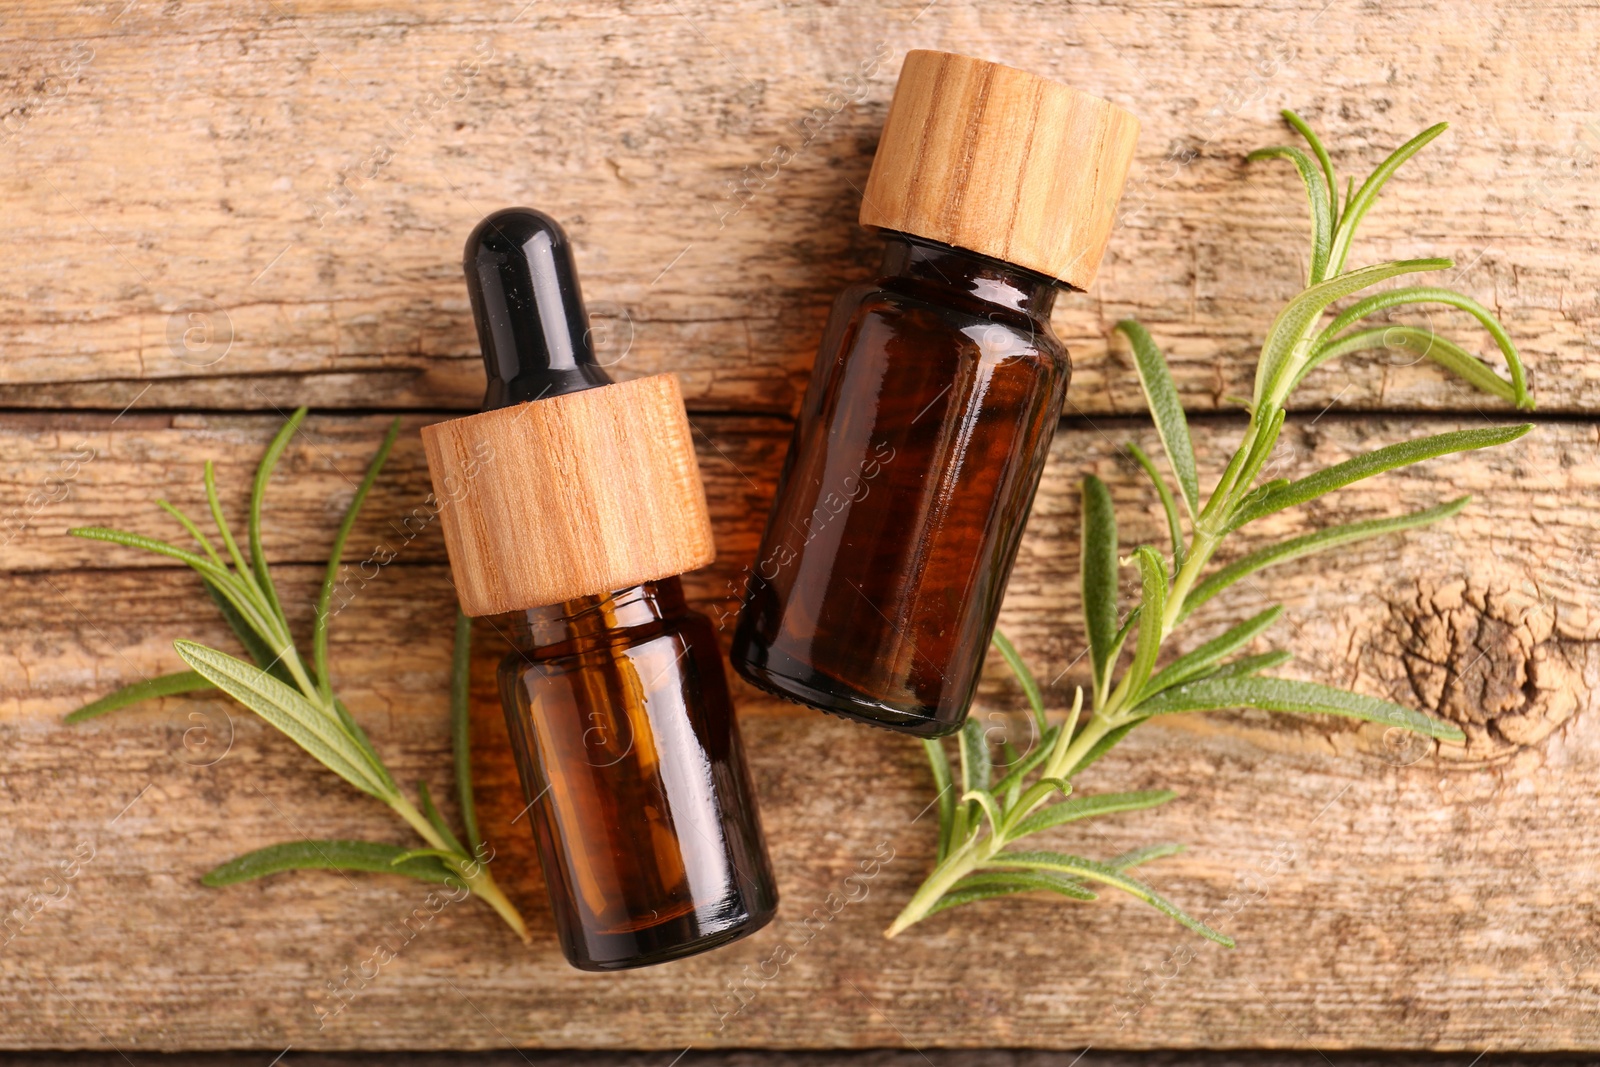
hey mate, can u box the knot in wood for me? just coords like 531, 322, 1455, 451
1361, 577, 1589, 765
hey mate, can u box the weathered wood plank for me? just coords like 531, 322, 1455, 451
0, 0, 1593, 415
3, 413, 1597, 1050
2, 1053, 1587, 1066
0, 412, 787, 578
0, 1054, 1587, 1067
4, 410, 1597, 752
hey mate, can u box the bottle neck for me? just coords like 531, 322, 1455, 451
504, 577, 688, 656
878, 232, 1060, 320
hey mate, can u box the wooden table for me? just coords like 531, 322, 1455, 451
3, 0, 1597, 1054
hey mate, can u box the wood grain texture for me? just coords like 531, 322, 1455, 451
4, 0, 1597, 1052
420, 373, 715, 613
0, 1054, 1590, 1067
5, 1053, 1592, 1067
0, 0, 1594, 416
3, 413, 1598, 1050
859, 50, 1141, 289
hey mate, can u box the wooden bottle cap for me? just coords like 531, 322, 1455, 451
421, 373, 715, 616
860, 50, 1140, 290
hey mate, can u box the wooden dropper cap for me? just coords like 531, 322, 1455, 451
421, 209, 714, 617
860, 50, 1141, 290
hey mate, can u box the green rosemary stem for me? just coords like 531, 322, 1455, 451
1042, 688, 1085, 779
389, 793, 529, 942
886, 836, 988, 938
1054, 704, 1121, 772
1197, 422, 1257, 525
1099, 649, 1135, 715
277, 644, 324, 709
889, 692, 1089, 936
390, 793, 450, 849
462, 869, 529, 943
1160, 530, 1221, 638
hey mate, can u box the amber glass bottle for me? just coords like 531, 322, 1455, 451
499, 580, 774, 969
732, 233, 1067, 736
731, 51, 1140, 737
423, 208, 776, 970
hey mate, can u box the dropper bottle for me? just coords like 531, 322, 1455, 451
423, 208, 778, 970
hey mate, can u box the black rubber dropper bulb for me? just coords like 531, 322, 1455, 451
463, 208, 614, 411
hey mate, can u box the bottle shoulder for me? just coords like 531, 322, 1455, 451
830, 278, 1067, 363
499, 605, 714, 672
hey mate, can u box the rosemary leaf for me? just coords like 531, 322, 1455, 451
65, 671, 211, 724
1183, 496, 1471, 619
1107, 842, 1187, 870
961, 788, 1004, 834
959, 717, 992, 798
204, 461, 261, 609
203, 840, 457, 887
1121, 547, 1169, 698
1204, 649, 1295, 682
1301, 326, 1521, 404
1139, 606, 1283, 701
928, 871, 1097, 915
1231, 424, 1532, 530
1247, 144, 1333, 283
1116, 320, 1200, 516
248, 407, 307, 632
994, 851, 1236, 947
173, 641, 395, 800
1127, 441, 1185, 573
1254, 258, 1452, 413
314, 417, 401, 706
1137, 674, 1467, 741
1080, 475, 1120, 698
1326, 122, 1449, 275
1310, 286, 1532, 407
1280, 109, 1339, 226
451, 610, 483, 855
1009, 790, 1178, 839
922, 737, 958, 863
991, 629, 1047, 736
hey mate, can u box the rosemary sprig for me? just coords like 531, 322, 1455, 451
66, 411, 528, 942
889, 111, 1535, 943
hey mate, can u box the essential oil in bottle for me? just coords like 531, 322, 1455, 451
731, 51, 1140, 737
423, 208, 778, 970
